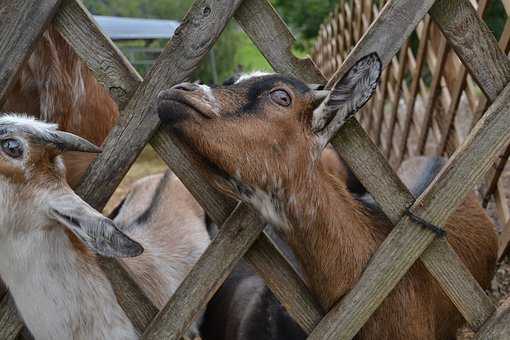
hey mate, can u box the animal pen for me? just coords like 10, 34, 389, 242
1, 0, 510, 339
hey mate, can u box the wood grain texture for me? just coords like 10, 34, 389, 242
142, 204, 265, 340
430, 0, 510, 101
59, 1, 323, 337
234, 0, 324, 83
0, 0, 62, 106
151, 128, 323, 334
54, 0, 142, 110
474, 297, 510, 339
435, 0, 489, 156
0, 294, 23, 340
75, 0, 244, 211
310, 65, 510, 340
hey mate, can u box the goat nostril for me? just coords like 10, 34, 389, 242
172, 82, 199, 92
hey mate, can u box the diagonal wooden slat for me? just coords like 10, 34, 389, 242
234, 0, 324, 83
53, 0, 248, 334
0, 0, 62, 105
434, 0, 488, 156
430, 0, 510, 101
54, 0, 142, 110
142, 204, 266, 339
394, 16, 431, 165
151, 129, 323, 334
310, 66, 510, 339
55, 0, 324, 337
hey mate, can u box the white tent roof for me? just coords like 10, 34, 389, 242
93, 15, 180, 40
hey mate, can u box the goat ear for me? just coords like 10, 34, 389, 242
48, 193, 144, 258
312, 53, 381, 148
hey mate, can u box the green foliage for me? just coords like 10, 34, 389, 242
83, 0, 193, 20
271, 0, 337, 42
82, 0, 270, 83
484, 0, 506, 40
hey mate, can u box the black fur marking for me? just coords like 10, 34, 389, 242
132, 170, 172, 226
108, 197, 126, 220
225, 75, 311, 117
51, 209, 82, 229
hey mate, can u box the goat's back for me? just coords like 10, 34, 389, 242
113, 171, 210, 309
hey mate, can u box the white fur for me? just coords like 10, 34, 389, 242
235, 71, 274, 84
197, 84, 221, 115
0, 114, 57, 137
0, 117, 138, 339
0, 182, 137, 340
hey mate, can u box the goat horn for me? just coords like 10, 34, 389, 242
51, 131, 102, 153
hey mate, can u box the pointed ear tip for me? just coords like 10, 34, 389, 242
119, 238, 144, 258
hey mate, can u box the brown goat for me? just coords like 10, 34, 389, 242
2, 26, 119, 187
157, 54, 498, 339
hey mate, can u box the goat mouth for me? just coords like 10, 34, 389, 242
157, 91, 215, 123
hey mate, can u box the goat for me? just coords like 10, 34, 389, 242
0, 115, 209, 339
110, 171, 210, 339
157, 54, 498, 339
2, 26, 119, 187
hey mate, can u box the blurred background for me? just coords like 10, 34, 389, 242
83, 0, 337, 83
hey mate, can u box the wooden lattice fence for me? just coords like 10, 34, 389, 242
313, 0, 510, 258
1, 0, 510, 339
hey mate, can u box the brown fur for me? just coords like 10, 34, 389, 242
2, 26, 119, 187
158, 76, 498, 339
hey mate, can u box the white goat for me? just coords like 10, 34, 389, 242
0, 115, 209, 339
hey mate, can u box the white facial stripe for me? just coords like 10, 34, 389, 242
0, 114, 58, 139
197, 84, 221, 115
235, 71, 274, 84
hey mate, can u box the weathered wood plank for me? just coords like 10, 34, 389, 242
151, 130, 323, 333
474, 298, 510, 340
430, 0, 510, 101
233, 0, 324, 83
54, 0, 142, 110
60, 1, 323, 336
310, 64, 510, 339
75, 0, 245, 211
0, 0, 62, 105
142, 204, 265, 340
435, 0, 489, 156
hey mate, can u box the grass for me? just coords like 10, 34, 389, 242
235, 31, 272, 72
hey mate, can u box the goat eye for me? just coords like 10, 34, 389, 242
270, 89, 291, 107
1, 139, 23, 159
